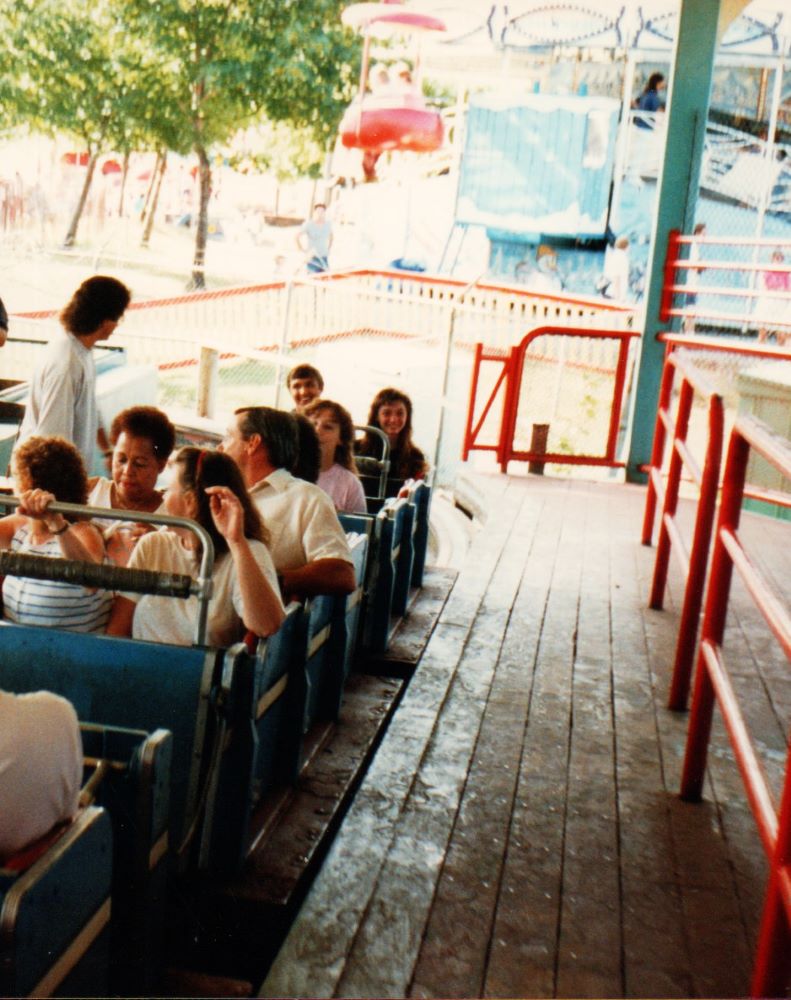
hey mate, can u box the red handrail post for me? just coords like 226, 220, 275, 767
751, 758, 791, 997
666, 392, 724, 709
641, 347, 676, 545
497, 344, 520, 473
463, 341, 484, 460
680, 430, 749, 801
649, 378, 694, 610
660, 228, 681, 324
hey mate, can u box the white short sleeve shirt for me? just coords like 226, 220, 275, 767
125, 529, 282, 648
249, 468, 352, 573
0, 690, 83, 858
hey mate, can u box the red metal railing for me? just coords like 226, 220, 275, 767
641, 350, 724, 710
464, 325, 640, 472
680, 415, 791, 998
661, 231, 791, 337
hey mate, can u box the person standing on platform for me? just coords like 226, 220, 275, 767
296, 203, 332, 274
17, 276, 131, 470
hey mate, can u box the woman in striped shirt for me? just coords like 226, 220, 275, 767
1, 436, 110, 632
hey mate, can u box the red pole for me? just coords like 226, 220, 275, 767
649, 376, 693, 610
641, 348, 676, 545
667, 393, 724, 709
498, 345, 520, 473
680, 429, 749, 801
751, 753, 791, 996
462, 341, 484, 460
605, 333, 632, 462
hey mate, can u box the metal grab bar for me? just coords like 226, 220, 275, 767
0, 497, 215, 646
354, 424, 391, 499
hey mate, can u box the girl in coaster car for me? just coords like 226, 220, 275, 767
356, 387, 428, 498
0, 436, 110, 632
106, 447, 285, 648
305, 399, 366, 514
88, 405, 176, 566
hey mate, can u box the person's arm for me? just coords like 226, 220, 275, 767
0, 514, 23, 550
279, 558, 355, 602
106, 595, 135, 636
206, 486, 285, 637
17, 489, 105, 563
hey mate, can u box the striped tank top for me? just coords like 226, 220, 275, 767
2, 525, 111, 633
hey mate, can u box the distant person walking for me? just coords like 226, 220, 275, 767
296, 203, 332, 274
17, 276, 131, 469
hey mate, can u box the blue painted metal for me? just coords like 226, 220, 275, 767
408, 482, 432, 588
0, 626, 220, 871
249, 603, 306, 800
79, 723, 172, 994
627, 0, 723, 482
458, 93, 620, 242
0, 806, 113, 998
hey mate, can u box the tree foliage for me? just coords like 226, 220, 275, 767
0, 0, 359, 277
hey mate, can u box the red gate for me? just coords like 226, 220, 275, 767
463, 326, 640, 472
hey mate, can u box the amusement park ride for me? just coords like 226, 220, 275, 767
338, 0, 446, 180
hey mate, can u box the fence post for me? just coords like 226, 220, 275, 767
197, 346, 218, 419
528, 424, 549, 475
432, 305, 456, 482
273, 281, 294, 411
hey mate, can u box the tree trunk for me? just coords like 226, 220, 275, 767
117, 151, 130, 217
62, 151, 98, 248
190, 144, 211, 290
139, 151, 161, 223
141, 150, 167, 248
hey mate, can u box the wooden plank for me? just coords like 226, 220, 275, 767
260, 623, 471, 999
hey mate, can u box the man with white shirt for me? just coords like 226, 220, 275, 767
0, 689, 83, 859
220, 406, 355, 601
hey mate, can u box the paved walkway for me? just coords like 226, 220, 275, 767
261, 472, 790, 998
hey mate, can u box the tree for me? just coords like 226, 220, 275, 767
122, 0, 358, 287
1, 0, 151, 246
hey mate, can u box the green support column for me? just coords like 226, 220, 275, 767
625, 0, 722, 482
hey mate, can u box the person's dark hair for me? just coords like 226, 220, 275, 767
304, 399, 358, 472
235, 406, 298, 471
60, 275, 131, 336
109, 406, 175, 461
175, 447, 267, 558
286, 364, 324, 392
0, 296, 8, 333
644, 72, 665, 94
358, 387, 426, 480
13, 436, 89, 512
291, 414, 320, 484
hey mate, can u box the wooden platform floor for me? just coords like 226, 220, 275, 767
260, 472, 791, 999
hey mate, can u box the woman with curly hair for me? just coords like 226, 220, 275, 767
0, 436, 109, 632
88, 405, 175, 565
107, 447, 285, 648
356, 387, 427, 497
304, 399, 366, 513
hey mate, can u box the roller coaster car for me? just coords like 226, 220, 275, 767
0, 486, 431, 990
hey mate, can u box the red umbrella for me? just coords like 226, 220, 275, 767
62, 151, 90, 166
101, 159, 122, 175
